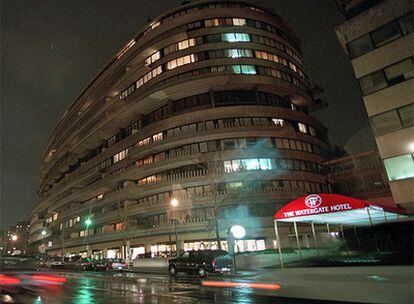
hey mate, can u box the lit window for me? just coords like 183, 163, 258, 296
221, 33, 250, 42
205, 19, 219, 27
225, 49, 253, 58
138, 137, 151, 146
272, 118, 284, 127
97, 194, 104, 200
384, 154, 414, 181
258, 158, 272, 170
224, 160, 241, 172
291, 104, 297, 111
145, 51, 160, 65
232, 18, 246, 26
166, 54, 196, 70
113, 149, 128, 163
152, 132, 163, 142
298, 123, 307, 133
149, 20, 161, 30
117, 39, 136, 60
231, 65, 256, 75
178, 38, 195, 50
241, 158, 260, 170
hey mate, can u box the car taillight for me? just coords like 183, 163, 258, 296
0, 275, 20, 285
32, 274, 67, 284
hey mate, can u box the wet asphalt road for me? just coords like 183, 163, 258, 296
0, 270, 345, 304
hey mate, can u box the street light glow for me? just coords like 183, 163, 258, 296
170, 198, 178, 207
41, 230, 46, 236
11, 235, 18, 241
85, 218, 92, 226
230, 225, 246, 239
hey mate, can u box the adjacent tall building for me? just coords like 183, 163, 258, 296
30, 0, 330, 259
336, 0, 414, 210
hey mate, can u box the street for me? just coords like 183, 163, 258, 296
1, 270, 343, 304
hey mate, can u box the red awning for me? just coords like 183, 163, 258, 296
274, 193, 408, 226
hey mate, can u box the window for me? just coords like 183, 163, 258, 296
347, 35, 374, 58
224, 160, 241, 172
138, 137, 151, 146
371, 110, 402, 135
166, 54, 197, 70
298, 123, 307, 133
371, 103, 414, 135
231, 65, 256, 75
371, 21, 401, 47
258, 158, 272, 170
241, 158, 261, 170
359, 70, 387, 95
232, 18, 246, 26
384, 58, 414, 85
117, 39, 136, 60
177, 38, 196, 50
384, 154, 414, 181
272, 118, 284, 127
399, 12, 414, 35
224, 49, 253, 58
113, 149, 128, 163
152, 132, 163, 142
205, 19, 219, 27
399, 103, 414, 128
221, 33, 250, 42
145, 51, 160, 65
309, 126, 316, 137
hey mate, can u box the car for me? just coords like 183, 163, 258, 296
93, 258, 128, 271
45, 256, 65, 269
75, 257, 96, 271
168, 249, 233, 278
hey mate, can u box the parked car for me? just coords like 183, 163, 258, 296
75, 257, 96, 271
45, 256, 65, 268
168, 250, 233, 278
94, 258, 128, 271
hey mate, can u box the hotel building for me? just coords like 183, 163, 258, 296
30, 0, 330, 259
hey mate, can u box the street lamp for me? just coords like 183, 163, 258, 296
11, 235, 18, 242
85, 217, 92, 257
41, 230, 46, 237
227, 225, 246, 274
170, 198, 179, 257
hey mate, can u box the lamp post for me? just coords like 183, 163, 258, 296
228, 225, 246, 274
85, 217, 92, 257
170, 198, 179, 257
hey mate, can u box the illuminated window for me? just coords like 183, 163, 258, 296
221, 33, 250, 42
231, 65, 256, 75
145, 51, 160, 65
309, 126, 316, 136
117, 39, 136, 60
232, 18, 246, 26
138, 137, 151, 146
384, 154, 414, 181
149, 20, 161, 30
298, 123, 307, 133
272, 118, 284, 127
178, 38, 196, 50
205, 19, 219, 27
113, 149, 128, 163
166, 54, 197, 70
152, 132, 163, 142
225, 49, 253, 58
97, 194, 104, 200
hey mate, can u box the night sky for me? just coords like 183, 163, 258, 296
0, 0, 376, 230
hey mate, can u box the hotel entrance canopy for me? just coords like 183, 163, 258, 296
274, 193, 407, 226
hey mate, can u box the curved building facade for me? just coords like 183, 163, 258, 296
30, 0, 330, 259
